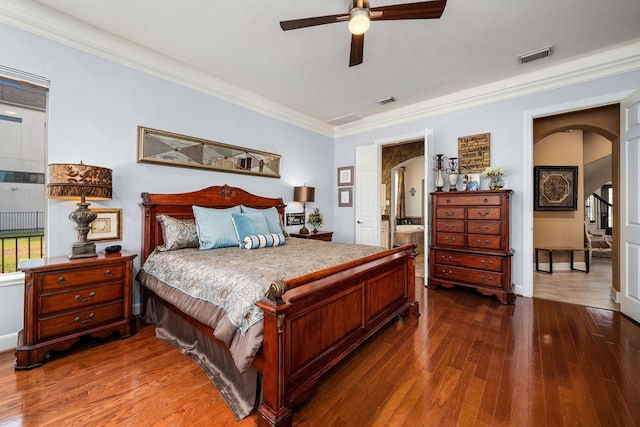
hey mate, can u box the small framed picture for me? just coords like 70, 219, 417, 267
462, 173, 481, 191
337, 166, 354, 186
88, 208, 122, 241
338, 187, 353, 207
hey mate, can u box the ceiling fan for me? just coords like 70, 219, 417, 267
280, 0, 447, 67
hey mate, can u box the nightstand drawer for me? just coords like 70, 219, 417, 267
40, 282, 124, 315
38, 302, 124, 340
42, 264, 124, 290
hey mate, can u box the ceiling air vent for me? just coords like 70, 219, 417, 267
377, 96, 396, 105
518, 45, 553, 64
327, 113, 362, 126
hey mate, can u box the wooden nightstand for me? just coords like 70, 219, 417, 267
15, 251, 137, 369
290, 231, 333, 242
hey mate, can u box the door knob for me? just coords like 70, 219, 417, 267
357, 220, 363, 224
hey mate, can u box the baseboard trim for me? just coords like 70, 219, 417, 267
610, 286, 620, 303
0, 332, 17, 353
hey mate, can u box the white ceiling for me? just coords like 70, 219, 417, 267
5, 0, 640, 133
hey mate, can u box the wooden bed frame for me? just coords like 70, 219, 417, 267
140, 185, 418, 427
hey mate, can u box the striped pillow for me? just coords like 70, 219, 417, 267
242, 233, 286, 249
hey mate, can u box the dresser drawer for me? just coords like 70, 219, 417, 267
435, 233, 465, 247
42, 264, 124, 290
436, 220, 465, 233
436, 194, 502, 206
38, 302, 124, 340
434, 264, 503, 288
467, 235, 502, 250
436, 207, 465, 219
433, 250, 503, 272
467, 207, 501, 221
467, 221, 501, 235
40, 282, 124, 315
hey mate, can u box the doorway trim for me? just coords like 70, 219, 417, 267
521, 90, 634, 297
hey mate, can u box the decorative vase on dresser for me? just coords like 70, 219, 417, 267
428, 189, 514, 304
15, 251, 137, 369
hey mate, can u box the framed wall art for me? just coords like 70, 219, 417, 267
137, 126, 281, 178
88, 208, 122, 242
338, 187, 353, 207
458, 132, 490, 173
534, 166, 578, 211
337, 166, 354, 186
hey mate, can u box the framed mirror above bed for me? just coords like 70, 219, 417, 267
137, 126, 281, 178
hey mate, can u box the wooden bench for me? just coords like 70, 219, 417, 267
535, 247, 590, 274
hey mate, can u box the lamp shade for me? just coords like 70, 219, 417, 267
294, 186, 315, 203
47, 162, 112, 200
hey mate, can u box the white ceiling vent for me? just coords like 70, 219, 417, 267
518, 45, 553, 64
327, 113, 362, 126
377, 96, 396, 105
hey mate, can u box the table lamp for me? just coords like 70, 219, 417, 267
47, 162, 112, 259
293, 185, 315, 235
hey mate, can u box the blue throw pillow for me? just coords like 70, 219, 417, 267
243, 233, 286, 249
231, 212, 270, 247
192, 205, 242, 249
241, 206, 284, 235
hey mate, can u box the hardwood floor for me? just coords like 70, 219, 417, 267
534, 256, 618, 311
2, 279, 639, 426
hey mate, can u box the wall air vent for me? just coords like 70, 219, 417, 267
377, 96, 396, 105
518, 45, 553, 64
327, 113, 362, 126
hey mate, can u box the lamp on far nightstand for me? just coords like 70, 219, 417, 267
47, 161, 112, 259
293, 185, 315, 235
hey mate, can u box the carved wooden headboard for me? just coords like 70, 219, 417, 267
140, 185, 287, 262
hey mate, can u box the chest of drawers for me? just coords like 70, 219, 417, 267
15, 251, 137, 369
428, 190, 514, 304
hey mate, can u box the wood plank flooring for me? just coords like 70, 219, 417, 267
1, 279, 639, 426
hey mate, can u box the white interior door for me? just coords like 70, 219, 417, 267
620, 90, 640, 322
355, 144, 379, 245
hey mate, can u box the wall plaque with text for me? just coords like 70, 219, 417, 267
458, 132, 490, 173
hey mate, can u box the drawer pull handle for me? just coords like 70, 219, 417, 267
483, 198, 489, 203
441, 269, 453, 276
444, 237, 456, 242
445, 211, 455, 217
480, 259, 494, 266
480, 275, 494, 283
477, 226, 490, 231
105, 269, 113, 277
477, 240, 490, 245
74, 313, 95, 324
75, 292, 96, 302
446, 199, 451, 204
57, 276, 67, 285
445, 224, 456, 229
477, 212, 490, 217
441, 255, 453, 261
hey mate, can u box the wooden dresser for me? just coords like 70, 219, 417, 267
15, 251, 137, 369
428, 190, 514, 304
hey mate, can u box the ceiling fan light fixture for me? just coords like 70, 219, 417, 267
348, 8, 370, 35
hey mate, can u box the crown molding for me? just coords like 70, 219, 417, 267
2, 1, 639, 139
0, 0, 334, 136
334, 41, 640, 137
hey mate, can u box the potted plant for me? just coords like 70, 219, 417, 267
307, 208, 324, 233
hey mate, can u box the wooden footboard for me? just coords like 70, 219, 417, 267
256, 245, 417, 427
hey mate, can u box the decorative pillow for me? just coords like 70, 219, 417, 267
242, 233, 286, 249
155, 215, 199, 251
192, 205, 242, 250
231, 212, 270, 246
241, 206, 285, 235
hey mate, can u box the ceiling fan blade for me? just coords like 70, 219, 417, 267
371, 0, 447, 21
280, 14, 349, 31
349, 34, 364, 67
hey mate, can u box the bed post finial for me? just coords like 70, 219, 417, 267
266, 280, 287, 305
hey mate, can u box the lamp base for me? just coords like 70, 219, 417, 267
298, 225, 310, 235
69, 241, 98, 259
